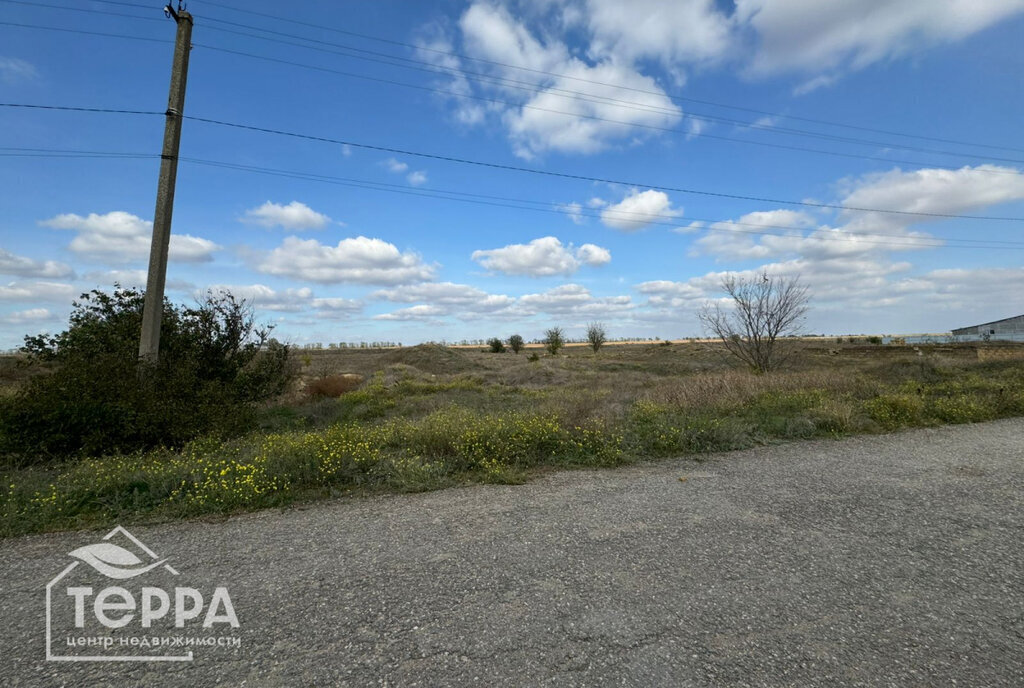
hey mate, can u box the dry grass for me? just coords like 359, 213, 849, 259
305, 373, 365, 399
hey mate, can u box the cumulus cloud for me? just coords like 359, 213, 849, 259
0, 248, 73, 279
383, 158, 409, 173
40, 211, 219, 264
599, 189, 682, 231
423, 2, 682, 157
736, 0, 1024, 76
471, 236, 611, 276
242, 201, 331, 231
1, 308, 57, 325
407, 171, 428, 186
198, 284, 363, 317
839, 165, 1024, 223
311, 297, 363, 316
584, 0, 732, 67
0, 280, 75, 302
205, 284, 314, 312
517, 283, 634, 318
690, 166, 1024, 264
373, 304, 448, 321
416, 1, 1024, 153
373, 282, 514, 310
259, 236, 436, 285
78, 269, 193, 291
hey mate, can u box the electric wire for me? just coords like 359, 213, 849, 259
5, 102, 1024, 222
188, 0, 1024, 156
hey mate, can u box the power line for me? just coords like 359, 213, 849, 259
193, 0, 1024, 157
180, 113, 1024, 222
5, 141, 1021, 248
195, 43, 1024, 174
178, 157, 1024, 250
7, 14, 1022, 170
0, 20, 170, 43
188, 15, 1024, 165
0, 103, 163, 116
0, 0, 163, 23
7, 102, 1024, 221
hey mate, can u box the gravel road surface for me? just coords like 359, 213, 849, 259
2, 419, 1023, 687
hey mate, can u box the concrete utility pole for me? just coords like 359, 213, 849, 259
139, 3, 193, 362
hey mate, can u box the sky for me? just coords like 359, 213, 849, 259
2, 0, 1024, 349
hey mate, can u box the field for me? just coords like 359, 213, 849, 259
3, 339, 1024, 537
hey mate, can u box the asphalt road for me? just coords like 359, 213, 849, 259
2, 419, 1023, 687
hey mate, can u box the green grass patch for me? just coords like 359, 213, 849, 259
4, 356, 1024, 538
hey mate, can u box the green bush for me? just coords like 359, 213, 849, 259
487, 337, 506, 353
508, 334, 524, 354
0, 287, 294, 465
864, 393, 924, 430
544, 327, 565, 355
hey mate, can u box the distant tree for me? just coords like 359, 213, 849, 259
586, 322, 607, 353
508, 334, 524, 354
698, 272, 809, 373
487, 337, 506, 353
544, 327, 565, 356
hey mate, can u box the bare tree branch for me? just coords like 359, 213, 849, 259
698, 272, 809, 373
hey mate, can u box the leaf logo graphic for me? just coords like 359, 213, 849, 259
68, 543, 168, 579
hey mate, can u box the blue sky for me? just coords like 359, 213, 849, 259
3, 0, 1024, 349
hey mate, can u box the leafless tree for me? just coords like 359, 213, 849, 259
586, 322, 607, 352
698, 272, 809, 373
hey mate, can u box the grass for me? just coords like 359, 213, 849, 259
3, 341, 1024, 538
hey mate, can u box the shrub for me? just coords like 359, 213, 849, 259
508, 334, 524, 354
0, 287, 295, 465
487, 337, 506, 353
864, 393, 924, 430
527, 352, 540, 362
544, 327, 565, 356
586, 322, 607, 353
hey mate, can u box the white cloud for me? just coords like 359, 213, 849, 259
40, 211, 219, 264
600, 189, 682, 231
737, 0, 1024, 76
206, 284, 314, 312
690, 166, 1024, 264
197, 284, 363, 318
0, 248, 73, 279
259, 236, 436, 285
1, 308, 57, 325
424, 3, 682, 157
311, 297, 363, 316
383, 158, 409, 173
407, 171, 428, 186
373, 282, 514, 310
0, 57, 38, 83
373, 304, 448, 321
839, 165, 1024, 222
0, 280, 75, 302
576, 243, 612, 266
792, 74, 837, 96
242, 201, 331, 231
583, 0, 733, 67
558, 202, 585, 224
517, 283, 634, 318
471, 236, 611, 276
79, 270, 193, 291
